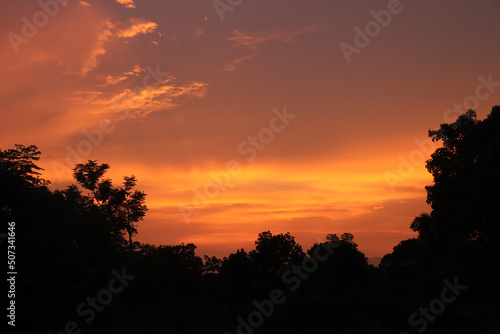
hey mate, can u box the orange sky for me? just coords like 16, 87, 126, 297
1, 0, 499, 258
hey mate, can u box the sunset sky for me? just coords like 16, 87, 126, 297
1, 0, 499, 259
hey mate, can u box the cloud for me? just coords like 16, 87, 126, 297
67, 18, 158, 75
67, 90, 103, 102
222, 54, 255, 73
79, 19, 157, 75
0, 0, 159, 76
27, 20, 115, 76
123, 64, 145, 76
76, 22, 114, 75
116, 18, 158, 38
102, 74, 128, 86
221, 25, 326, 73
99, 64, 145, 87
109, 79, 208, 119
116, 0, 136, 9
193, 28, 205, 40
34, 17, 157, 76
226, 24, 327, 50
70, 76, 208, 119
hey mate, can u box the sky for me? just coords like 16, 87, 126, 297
1, 0, 499, 259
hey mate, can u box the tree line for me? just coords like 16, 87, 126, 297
1, 106, 499, 333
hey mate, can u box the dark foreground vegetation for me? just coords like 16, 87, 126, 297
1, 107, 500, 333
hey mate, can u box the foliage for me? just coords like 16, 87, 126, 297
73, 160, 148, 246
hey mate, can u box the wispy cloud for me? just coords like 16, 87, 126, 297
109, 79, 207, 118
222, 25, 326, 73
99, 64, 145, 87
116, 0, 136, 9
76, 22, 114, 75
8, 13, 159, 77
193, 28, 205, 40
123, 64, 145, 76
226, 24, 326, 50
70, 76, 208, 119
222, 54, 255, 73
31, 20, 115, 76
116, 18, 158, 38
66, 90, 103, 103
102, 75, 127, 86
52, 18, 157, 75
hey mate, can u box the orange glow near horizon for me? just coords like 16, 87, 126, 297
39, 154, 433, 258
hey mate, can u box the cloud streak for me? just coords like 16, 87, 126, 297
222, 55, 255, 73
226, 24, 327, 50
222, 25, 326, 73
71, 76, 208, 119
116, 18, 158, 38
193, 28, 205, 40
13, 16, 159, 76
116, 0, 136, 9
60, 17, 158, 75
99, 64, 145, 87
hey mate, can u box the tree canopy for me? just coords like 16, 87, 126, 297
411, 106, 500, 246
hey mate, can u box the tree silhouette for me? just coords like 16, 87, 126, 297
381, 107, 500, 333
411, 106, 500, 246
327, 232, 357, 248
249, 231, 305, 275
203, 255, 223, 274
0, 144, 48, 187
73, 160, 148, 247
0, 144, 49, 222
